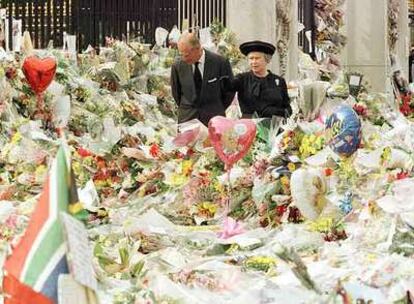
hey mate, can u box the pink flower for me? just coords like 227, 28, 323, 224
217, 217, 245, 239
315, 115, 326, 125
217, 270, 241, 292
5, 214, 18, 229
182, 178, 200, 206
118, 189, 129, 200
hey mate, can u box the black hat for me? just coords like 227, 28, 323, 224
239, 40, 276, 56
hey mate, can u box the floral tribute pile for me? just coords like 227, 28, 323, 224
314, 0, 347, 81
1, 25, 414, 304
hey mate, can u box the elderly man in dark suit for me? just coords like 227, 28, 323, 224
170, 32, 235, 126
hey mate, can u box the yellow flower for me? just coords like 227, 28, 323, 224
181, 160, 193, 176
214, 181, 225, 193
280, 176, 290, 187
138, 185, 147, 197
287, 163, 296, 172
95, 179, 110, 188
198, 201, 217, 216
370, 133, 380, 142
11, 132, 22, 144
35, 165, 47, 176
381, 147, 391, 165
244, 256, 277, 272
366, 253, 377, 263
83, 156, 94, 167
368, 200, 380, 215
35, 165, 47, 183
309, 134, 316, 142
308, 217, 334, 233
69, 202, 84, 214
169, 173, 188, 186
302, 136, 309, 146
226, 243, 240, 254
72, 160, 80, 171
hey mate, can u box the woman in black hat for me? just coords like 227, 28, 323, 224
225, 40, 292, 119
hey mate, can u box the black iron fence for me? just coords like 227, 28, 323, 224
0, 0, 227, 51
73, 0, 179, 50
1, 0, 74, 49
178, 0, 226, 30
298, 0, 315, 59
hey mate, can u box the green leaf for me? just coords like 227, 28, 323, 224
94, 244, 117, 268
131, 260, 145, 278
119, 247, 129, 267
206, 244, 231, 256
97, 255, 117, 268
93, 243, 104, 257
72, 209, 90, 223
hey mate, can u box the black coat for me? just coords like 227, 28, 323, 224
170, 50, 235, 125
230, 71, 292, 118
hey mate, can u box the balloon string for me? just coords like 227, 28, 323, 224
36, 92, 44, 111
226, 167, 232, 216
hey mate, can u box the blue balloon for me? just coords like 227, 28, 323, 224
325, 105, 361, 157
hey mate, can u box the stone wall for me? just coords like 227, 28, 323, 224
226, 0, 298, 81
342, 0, 408, 93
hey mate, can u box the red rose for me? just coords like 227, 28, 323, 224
276, 205, 288, 216
186, 148, 195, 158
353, 104, 367, 117
94, 169, 110, 181
175, 151, 185, 159
396, 171, 409, 180
5, 67, 17, 80
149, 143, 160, 158
95, 156, 107, 169
324, 168, 333, 176
77, 147, 92, 157
400, 94, 413, 116
288, 206, 303, 223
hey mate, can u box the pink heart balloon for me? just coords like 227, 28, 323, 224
208, 116, 256, 170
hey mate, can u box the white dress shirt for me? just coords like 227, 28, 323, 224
192, 49, 205, 78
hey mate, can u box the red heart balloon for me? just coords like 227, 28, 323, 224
208, 116, 256, 170
22, 56, 57, 95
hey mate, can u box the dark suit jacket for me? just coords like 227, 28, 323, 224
170, 49, 235, 125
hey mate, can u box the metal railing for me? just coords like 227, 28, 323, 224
1, 0, 74, 49
178, 0, 226, 30
1, 0, 227, 51
298, 0, 315, 59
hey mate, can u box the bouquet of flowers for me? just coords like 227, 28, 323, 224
209, 20, 246, 71
355, 93, 389, 126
